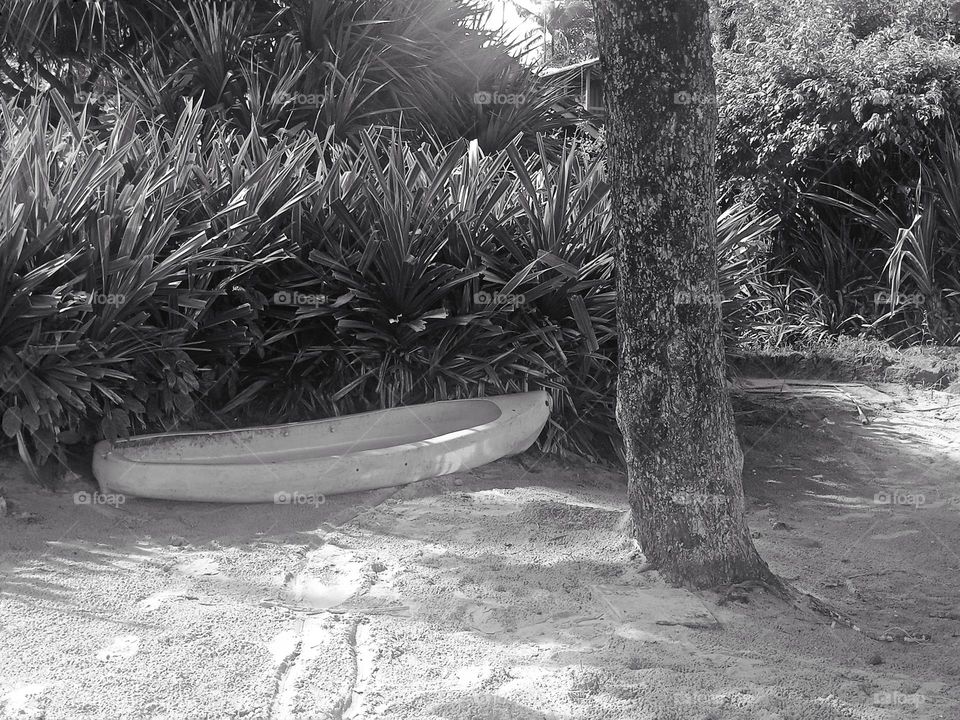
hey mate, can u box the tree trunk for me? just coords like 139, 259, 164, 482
593, 0, 776, 588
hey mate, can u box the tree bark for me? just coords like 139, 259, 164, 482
593, 0, 776, 588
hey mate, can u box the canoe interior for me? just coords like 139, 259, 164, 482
109, 399, 503, 465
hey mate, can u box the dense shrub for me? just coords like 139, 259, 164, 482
808, 125, 960, 345
717, 0, 960, 204
0, 91, 780, 472
0, 97, 323, 473
17, 0, 948, 479
0, 0, 580, 154
714, 0, 960, 344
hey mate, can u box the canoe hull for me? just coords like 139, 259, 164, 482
93, 391, 551, 503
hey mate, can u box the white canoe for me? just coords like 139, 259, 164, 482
92, 391, 552, 503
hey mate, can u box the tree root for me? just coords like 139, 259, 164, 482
712, 575, 916, 643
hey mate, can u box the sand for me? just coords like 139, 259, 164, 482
1, 381, 959, 719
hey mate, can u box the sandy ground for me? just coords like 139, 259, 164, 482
1, 381, 959, 719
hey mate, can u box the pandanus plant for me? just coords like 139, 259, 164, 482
0, 94, 325, 476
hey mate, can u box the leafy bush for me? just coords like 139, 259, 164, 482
717, 1, 960, 205
0, 0, 579, 153
714, 0, 960, 346
807, 126, 960, 344
0, 94, 319, 474
218, 130, 620, 461
1, 90, 781, 473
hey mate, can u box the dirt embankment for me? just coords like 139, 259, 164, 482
729, 340, 960, 390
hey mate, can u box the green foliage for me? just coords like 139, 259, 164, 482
0, 89, 780, 472
222, 130, 620, 462
714, 0, 960, 346
0, 0, 578, 152
0, 93, 318, 474
716, 200, 780, 343
543, 0, 597, 67
717, 1, 960, 205
807, 126, 960, 344
716, 0, 945, 47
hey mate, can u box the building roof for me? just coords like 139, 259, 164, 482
540, 57, 600, 77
